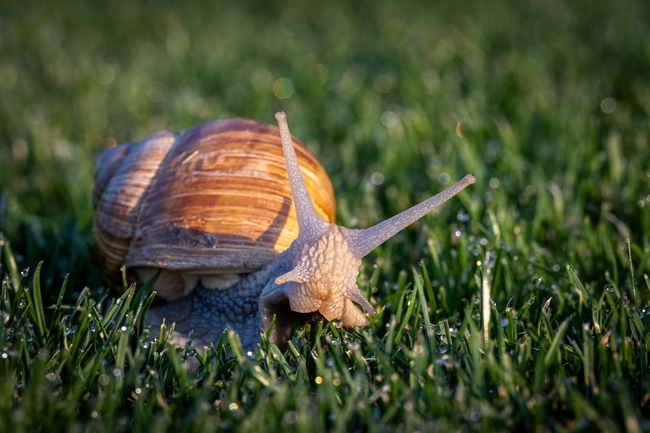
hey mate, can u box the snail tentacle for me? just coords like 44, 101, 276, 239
345, 174, 476, 259
275, 111, 329, 241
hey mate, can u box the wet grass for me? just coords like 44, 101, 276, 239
1, 0, 650, 431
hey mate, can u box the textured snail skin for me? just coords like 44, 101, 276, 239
144, 250, 294, 350
94, 112, 475, 350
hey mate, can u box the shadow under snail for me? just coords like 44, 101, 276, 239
93, 112, 476, 350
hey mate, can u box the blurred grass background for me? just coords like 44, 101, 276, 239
1, 0, 649, 284
1, 0, 650, 431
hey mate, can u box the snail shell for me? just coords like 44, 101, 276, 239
93, 119, 336, 300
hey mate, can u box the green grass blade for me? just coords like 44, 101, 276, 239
2, 241, 20, 291
543, 318, 569, 369
31, 261, 47, 342
412, 267, 436, 363
47, 274, 68, 339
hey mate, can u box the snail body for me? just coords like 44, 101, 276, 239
93, 112, 475, 349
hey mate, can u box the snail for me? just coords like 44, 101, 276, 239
93, 112, 476, 350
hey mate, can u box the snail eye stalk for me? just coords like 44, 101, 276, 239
275, 111, 329, 241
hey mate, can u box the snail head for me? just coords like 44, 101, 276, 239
262, 112, 476, 331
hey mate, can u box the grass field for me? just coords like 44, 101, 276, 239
1, 0, 650, 431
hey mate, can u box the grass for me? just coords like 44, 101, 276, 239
1, 0, 650, 431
